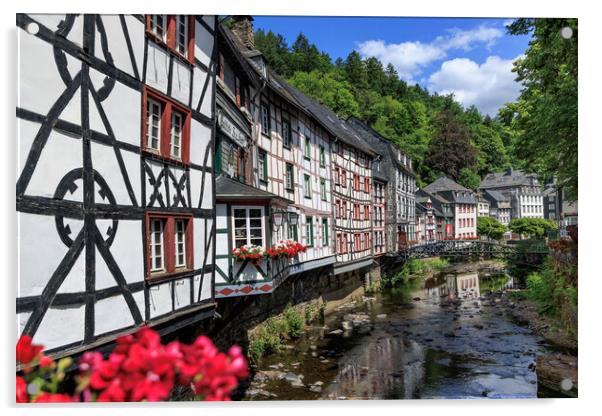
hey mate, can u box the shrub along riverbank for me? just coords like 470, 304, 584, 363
378, 258, 449, 290
248, 303, 325, 365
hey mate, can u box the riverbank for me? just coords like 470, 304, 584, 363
241, 263, 553, 400
483, 288, 577, 397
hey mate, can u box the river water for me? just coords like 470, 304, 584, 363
242, 265, 556, 400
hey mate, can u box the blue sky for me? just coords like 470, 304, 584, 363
253, 16, 533, 116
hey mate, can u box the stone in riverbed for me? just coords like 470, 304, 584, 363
329, 329, 343, 335
376, 314, 387, 319
413, 297, 421, 301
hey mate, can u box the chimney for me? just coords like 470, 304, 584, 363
231, 15, 255, 50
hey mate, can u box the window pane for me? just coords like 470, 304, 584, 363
176, 16, 188, 56
147, 99, 162, 151
249, 209, 262, 218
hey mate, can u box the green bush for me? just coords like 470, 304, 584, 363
284, 305, 304, 338
382, 258, 449, 288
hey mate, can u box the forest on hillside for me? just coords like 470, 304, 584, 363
250, 18, 577, 200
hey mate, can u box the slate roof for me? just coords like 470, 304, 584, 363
346, 117, 416, 176
484, 189, 509, 202
480, 168, 540, 189
424, 176, 471, 193
216, 175, 293, 204
278, 81, 376, 156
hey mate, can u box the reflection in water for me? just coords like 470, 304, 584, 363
425, 272, 481, 301
324, 338, 426, 399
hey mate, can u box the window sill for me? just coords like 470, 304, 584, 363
259, 179, 268, 185
142, 149, 188, 167
261, 132, 271, 139
146, 268, 194, 285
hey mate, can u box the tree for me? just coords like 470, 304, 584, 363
506, 19, 578, 202
288, 70, 359, 118
477, 216, 507, 241
343, 51, 368, 95
424, 109, 477, 180
254, 29, 292, 77
458, 168, 481, 190
508, 218, 558, 240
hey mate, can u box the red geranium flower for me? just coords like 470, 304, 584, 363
16, 335, 43, 365
32, 392, 73, 403
16, 376, 28, 403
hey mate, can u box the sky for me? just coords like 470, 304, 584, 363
252, 16, 533, 116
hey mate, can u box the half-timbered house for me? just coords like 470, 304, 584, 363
213, 18, 335, 299
17, 13, 217, 356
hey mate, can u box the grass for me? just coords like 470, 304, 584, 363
248, 302, 324, 365
381, 258, 449, 289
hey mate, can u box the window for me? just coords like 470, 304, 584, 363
144, 88, 191, 163
149, 15, 167, 41
319, 145, 325, 167
306, 216, 314, 247
288, 221, 298, 241
146, 214, 192, 278
175, 15, 189, 57
258, 150, 268, 183
261, 103, 270, 136
232, 207, 264, 248
364, 177, 370, 193
364, 205, 370, 220
322, 219, 329, 247
146, 15, 194, 62
354, 204, 360, 220
334, 167, 340, 185
341, 170, 347, 188
285, 163, 294, 191
304, 137, 311, 160
146, 98, 162, 152
282, 120, 292, 148
354, 174, 360, 190
175, 219, 187, 267
170, 110, 183, 159
365, 232, 371, 249
320, 179, 327, 201
304, 174, 311, 198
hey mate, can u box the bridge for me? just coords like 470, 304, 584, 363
391, 240, 549, 266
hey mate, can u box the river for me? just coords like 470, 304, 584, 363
242, 264, 558, 400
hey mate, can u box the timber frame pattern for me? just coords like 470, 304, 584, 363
16, 14, 217, 355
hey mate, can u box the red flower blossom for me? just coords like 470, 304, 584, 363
39, 355, 54, 369
16, 376, 28, 403
16, 336, 43, 365
32, 392, 73, 403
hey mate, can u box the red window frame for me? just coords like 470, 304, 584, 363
142, 86, 191, 164
145, 212, 194, 280
365, 232, 371, 249
341, 169, 347, 188
146, 15, 195, 64
364, 205, 370, 220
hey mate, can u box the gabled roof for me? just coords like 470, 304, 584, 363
278, 82, 376, 156
346, 117, 415, 176
424, 176, 470, 193
216, 175, 293, 204
484, 189, 509, 202
480, 168, 540, 189
218, 25, 260, 88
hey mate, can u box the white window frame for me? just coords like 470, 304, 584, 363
231, 206, 266, 248
261, 104, 270, 135
175, 219, 186, 268
170, 110, 183, 159
150, 218, 165, 272
146, 98, 162, 152
175, 15, 189, 57
150, 15, 167, 41
304, 174, 311, 198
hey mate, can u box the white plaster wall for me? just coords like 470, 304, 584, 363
94, 291, 144, 336
193, 218, 207, 270
18, 213, 80, 297
201, 175, 213, 209
94, 220, 143, 289
172, 60, 191, 105
145, 42, 170, 95
149, 282, 172, 318
191, 66, 209, 113
173, 279, 191, 309
194, 22, 213, 68
94, 15, 144, 78
202, 15, 215, 30
201, 273, 212, 301
91, 141, 141, 205
36, 305, 85, 350
89, 68, 142, 147
216, 204, 227, 229
166, 165, 186, 207
18, 28, 81, 126
190, 119, 212, 165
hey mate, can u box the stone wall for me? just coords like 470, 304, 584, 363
186, 265, 372, 351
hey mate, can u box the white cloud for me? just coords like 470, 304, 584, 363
427, 55, 522, 116
357, 24, 503, 82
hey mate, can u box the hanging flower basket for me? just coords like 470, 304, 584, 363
232, 245, 265, 265
266, 240, 307, 259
